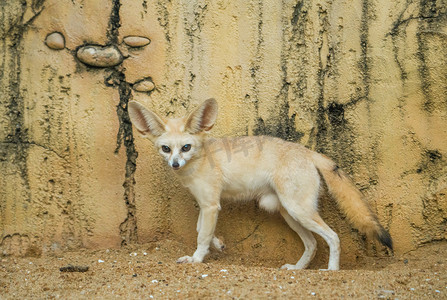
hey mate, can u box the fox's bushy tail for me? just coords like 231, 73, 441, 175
312, 152, 393, 250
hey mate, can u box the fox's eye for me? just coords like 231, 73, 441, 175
181, 144, 191, 152
161, 145, 171, 153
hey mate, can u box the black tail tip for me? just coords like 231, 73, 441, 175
377, 228, 393, 251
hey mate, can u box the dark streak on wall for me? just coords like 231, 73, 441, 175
253, 101, 304, 143
252, 0, 305, 143
0, 0, 41, 253
418, 149, 447, 242
247, 0, 264, 113
1, 1, 31, 202
418, 0, 440, 113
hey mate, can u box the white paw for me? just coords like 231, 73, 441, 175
176, 256, 197, 264
281, 264, 297, 270
319, 268, 339, 271
212, 237, 225, 251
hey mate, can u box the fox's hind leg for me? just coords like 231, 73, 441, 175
279, 207, 317, 270
301, 212, 340, 270
276, 169, 340, 270
283, 202, 340, 270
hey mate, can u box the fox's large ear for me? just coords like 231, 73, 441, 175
128, 101, 166, 137
185, 98, 218, 134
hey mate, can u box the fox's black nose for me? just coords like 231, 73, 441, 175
172, 162, 180, 169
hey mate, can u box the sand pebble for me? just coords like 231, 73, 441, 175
45, 32, 65, 50
123, 36, 151, 47
77, 45, 123, 67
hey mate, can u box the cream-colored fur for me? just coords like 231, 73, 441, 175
128, 99, 392, 270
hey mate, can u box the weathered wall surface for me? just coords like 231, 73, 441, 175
1, 0, 446, 266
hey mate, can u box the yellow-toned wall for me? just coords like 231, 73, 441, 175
1, 1, 446, 265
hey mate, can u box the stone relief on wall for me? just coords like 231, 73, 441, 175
45, 31, 155, 93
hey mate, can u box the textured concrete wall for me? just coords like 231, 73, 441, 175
1, 0, 446, 265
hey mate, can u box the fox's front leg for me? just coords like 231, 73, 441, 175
196, 209, 225, 252
177, 203, 220, 263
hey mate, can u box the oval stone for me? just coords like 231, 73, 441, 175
76, 45, 123, 68
133, 79, 155, 92
123, 36, 151, 48
45, 32, 65, 50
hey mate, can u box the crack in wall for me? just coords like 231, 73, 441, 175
105, 0, 139, 246
233, 224, 260, 246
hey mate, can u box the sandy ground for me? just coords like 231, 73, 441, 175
1, 240, 446, 299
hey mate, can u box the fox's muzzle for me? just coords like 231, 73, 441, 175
170, 156, 186, 170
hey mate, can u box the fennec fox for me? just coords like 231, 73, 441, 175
128, 98, 392, 270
